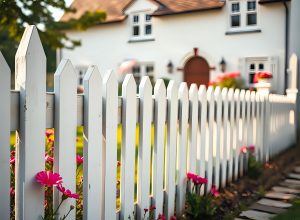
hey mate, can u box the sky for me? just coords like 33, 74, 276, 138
51, 0, 73, 21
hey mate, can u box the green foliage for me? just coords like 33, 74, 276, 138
186, 192, 217, 219
272, 199, 300, 220
210, 72, 244, 89
247, 154, 263, 179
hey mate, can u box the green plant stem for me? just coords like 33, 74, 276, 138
53, 198, 65, 217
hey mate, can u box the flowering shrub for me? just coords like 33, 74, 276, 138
254, 71, 272, 83
209, 72, 244, 89
185, 172, 219, 219
240, 145, 263, 178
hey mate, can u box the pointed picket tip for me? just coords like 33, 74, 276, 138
198, 85, 206, 95
207, 86, 214, 100
54, 59, 77, 79
154, 79, 166, 96
84, 65, 102, 82
227, 88, 234, 98
240, 89, 246, 99
250, 91, 256, 101
179, 82, 188, 98
214, 86, 221, 98
221, 87, 228, 96
139, 76, 152, 92
103, 69, 117, 85
234, 89, 240, 100
122, 74, 136, 94
16, 25, 45, 59
0, 51, 11, 74
189, 84, 198, 95
167, 80, 178, 94
245, 90, 251, 101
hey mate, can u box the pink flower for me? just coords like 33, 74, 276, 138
170, 216, 177, 220
76, 155, 83, 165
186, 172, 197, 182
45, 129, 54, 137
10, 151, 15, 165
36, 171, 63, 187
10, 187, 15, 196
248, 145, 255, 153
256, 71, 272, 79
144, 208, 148, 213
57, 184, 79, 199
240, 146, 248, 154
225, 72, 240, 78
210, 184, 220, 197
158, 213, 166, 220
150, 205, 156, 211
195, 176, 208, 185
45, 154, 54, 164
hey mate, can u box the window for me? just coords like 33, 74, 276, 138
131, 63, 154, 84
247, 61, 266, 84
130, 12, 153, 39
228, 0, 258, 30
76, 66, 88, 86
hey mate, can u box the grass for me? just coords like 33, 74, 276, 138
272, 199, 300, 220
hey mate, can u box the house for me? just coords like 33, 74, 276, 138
60, 0, 292, 93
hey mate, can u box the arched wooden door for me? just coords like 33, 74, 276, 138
184, 56, 210, 87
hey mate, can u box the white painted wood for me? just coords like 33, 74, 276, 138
165, 81, 178, 218
255, 93, 262, 161
233, 89, 240, 180
250, 91, 256, 158
152, 79, 166, 219
264, 94, 271, 162
214, 87, 222, 189
198, 86, 207, 182
120, 75, 137, 220
177, 82, 189, 215
207, 87, 215, 191
227, 89, 234, 183
188, 84, 198, 174
221, 88, 228, 188
83, 66, 103, 220
102, 71, 118, 220
15, 25, 46, 220
54, 59, 77, 219
0, 51, 11, 220
137, 77, 152, 220
239, 90, 246, 177
244, 90, 251, 172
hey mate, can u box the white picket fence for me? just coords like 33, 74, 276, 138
0, 25, 297, 220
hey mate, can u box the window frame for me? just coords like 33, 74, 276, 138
130, 10, 154, 41
131, 62, 155, 84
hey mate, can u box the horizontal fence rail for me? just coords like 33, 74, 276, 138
0, 25, 297, 220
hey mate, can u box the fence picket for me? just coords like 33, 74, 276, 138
165, 81, 178, 218
227, 89, 234, 183
102, 71, 118, 220
207, 87, 215, 191
214, 87, 222, 189
239, 90, 246, 177
188, 84, 198, 174
83, 66, 103, 220
15, 25, 46, 220
221, 88, 228, 188
54, 59, 77, 219
0, 51, 11, 220
120, 75, 137, 220
137, 77, 152, 220
177, 83, 189, 215
198, 86, 207, 184
234, 89, 240, 180
245, 91, 251, 172
256, 93, 262, 161
152, 79, 166, 219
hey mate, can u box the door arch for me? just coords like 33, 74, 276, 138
184, 56, 210, 87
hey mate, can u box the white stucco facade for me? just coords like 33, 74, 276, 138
61, 0, 290, 93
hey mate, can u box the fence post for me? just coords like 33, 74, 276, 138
0, 51, 11, 220
165, 81, 178, 218
83, 66, 103, 220
15, 25, 46, 220
54, 59, 77, 219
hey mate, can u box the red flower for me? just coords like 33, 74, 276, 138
144, 208, 149, 213
248, 145, 255, 153
186, 172, 197, 182
45, 129, 54, 137
150, 205, 156, 211
10, 151, 15, 165
195, 176, 208, 185
210, 184, 220, 197
57, 184, 79, 199
36, 171, 63, 187
158, 213, 166, 220
170, 216, 177, 220
225, 72, 240, 78
76, 155, 84, 165
240, 146, 248, 154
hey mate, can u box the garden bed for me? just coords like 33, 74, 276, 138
214, 145, 300, 219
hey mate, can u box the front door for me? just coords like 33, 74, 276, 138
184, 56, 210, 87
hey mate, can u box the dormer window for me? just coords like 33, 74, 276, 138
227, 0, 259, 33
130, 12, 154, 42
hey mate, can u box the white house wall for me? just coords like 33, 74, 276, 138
62, 1, 287, 93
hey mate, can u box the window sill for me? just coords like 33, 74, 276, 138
225, 28, 261, 35
128, 37, 155, 43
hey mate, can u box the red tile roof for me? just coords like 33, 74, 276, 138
259, 0, 290, 4
61, 0, 225, 23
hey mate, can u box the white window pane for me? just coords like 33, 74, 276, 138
247, 13, 257, 25
145, 25, 152, 35
231, 15, 240, 27
247, 1, 256, 11
232, 3, 240, 12
133, 15, 139, 23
